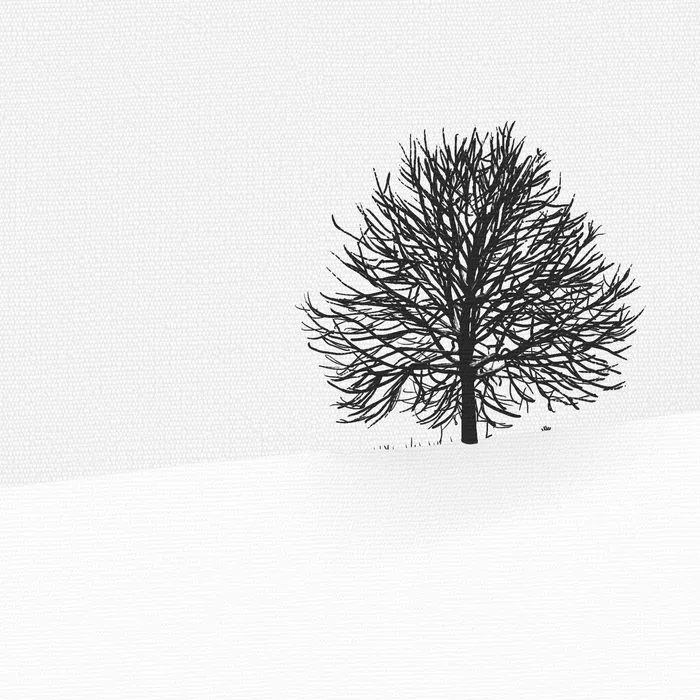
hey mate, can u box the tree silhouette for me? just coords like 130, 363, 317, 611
297, 123, 642, 444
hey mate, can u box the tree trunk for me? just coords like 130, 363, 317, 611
460, 368, 478, 444
460, 340, 478, 445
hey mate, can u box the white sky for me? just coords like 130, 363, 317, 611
0, 1, 697, 482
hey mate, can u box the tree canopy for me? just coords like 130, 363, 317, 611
298, 123, 642, 443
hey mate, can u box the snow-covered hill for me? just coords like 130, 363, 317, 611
2, 412, 699, 699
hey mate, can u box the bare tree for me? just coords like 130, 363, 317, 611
297, 123, 642, 444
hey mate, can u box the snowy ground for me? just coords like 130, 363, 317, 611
1, 412, 699, 699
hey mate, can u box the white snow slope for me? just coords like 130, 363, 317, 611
2, 411, 699, 699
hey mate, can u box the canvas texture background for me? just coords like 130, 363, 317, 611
0, 0, 698, 485
2, 5, 699, 698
